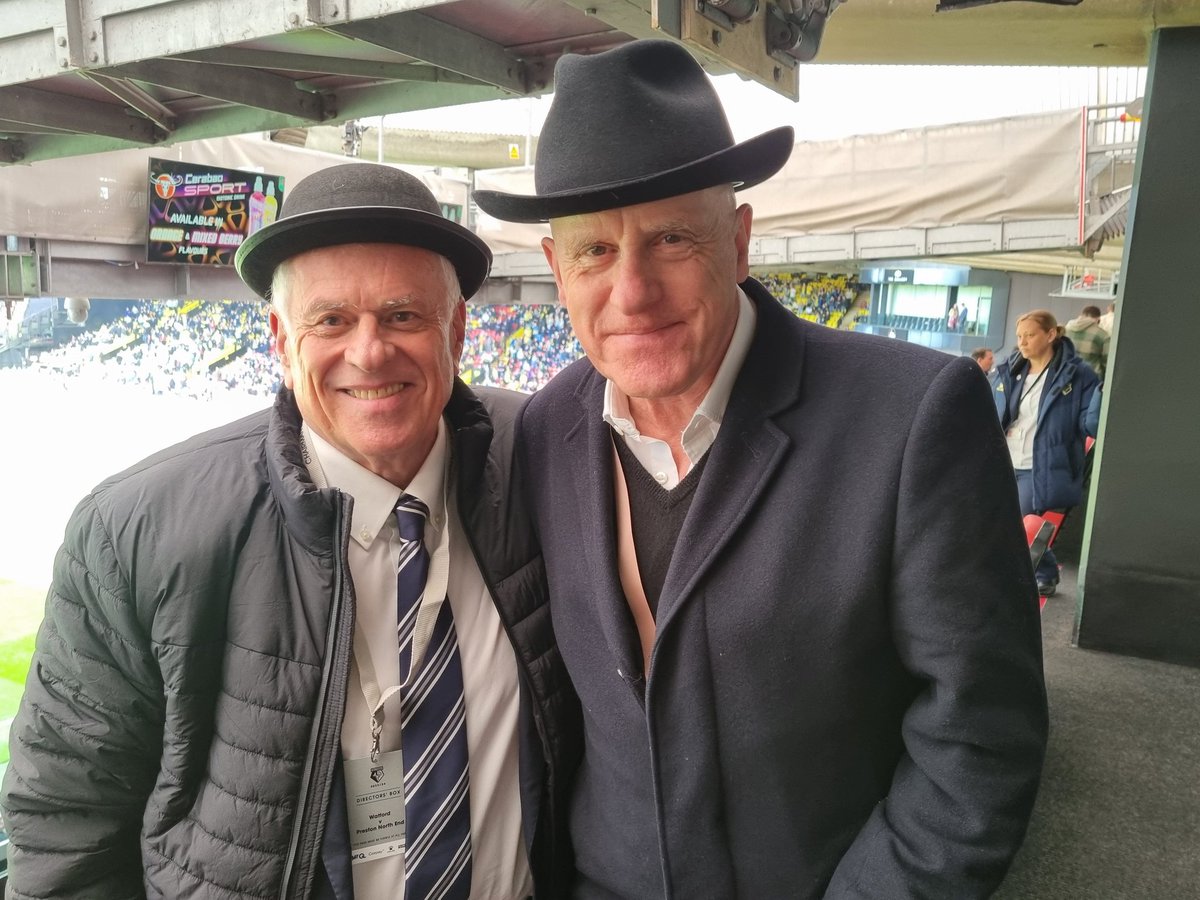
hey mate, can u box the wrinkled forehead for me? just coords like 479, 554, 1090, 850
279, 242, 457, 299
549, 186, 737, 240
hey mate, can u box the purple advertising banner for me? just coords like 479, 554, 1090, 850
147, 158, 284, 265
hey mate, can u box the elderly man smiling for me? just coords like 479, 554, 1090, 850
1, 164, 579, 900
476, 39, 1047, 900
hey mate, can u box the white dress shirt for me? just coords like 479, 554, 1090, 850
603, 288, 757, 489
303, 420, 531, 899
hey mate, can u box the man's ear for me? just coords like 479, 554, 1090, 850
269, 307, 295, 389
733, 203, 754, 284
541, 236, 568, 305
450, 298, 467, 364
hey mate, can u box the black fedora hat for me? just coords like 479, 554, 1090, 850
235, 163, 492, 299
473, 40, 794, 223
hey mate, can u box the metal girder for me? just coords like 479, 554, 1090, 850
174, 47, 483, 90
79, 71, 178, 132
0, 137, 26, 163
0, 84, 162, 143
560, 0, 765, 81
560, 0, 662, 40
329, 77, 512, 121
329, 12, 532, 94
2, 78, 508, 164
0, 118, 76, 134
5, 131, 156, 164
280, 0, 462, 30
103, 58, 330, 121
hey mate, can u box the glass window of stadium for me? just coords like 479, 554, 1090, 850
856, 264, 1009, 353
878, 283, 992, 335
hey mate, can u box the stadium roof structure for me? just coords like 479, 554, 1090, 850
1, 0, 1197, 168
0, 103, 1134, 303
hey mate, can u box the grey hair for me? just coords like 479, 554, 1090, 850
269, 248, 463, 326
269, 259, 294, 325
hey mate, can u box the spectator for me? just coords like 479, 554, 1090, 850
1, 164, 578, 899
1064, 304, 1110, 380
971, 346, 996, 377
476, 38, 1047, 900
993, 309, 1100, 596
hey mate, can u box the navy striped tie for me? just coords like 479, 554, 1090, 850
394, 494, 472, 900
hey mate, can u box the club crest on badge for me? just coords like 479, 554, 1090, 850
370, 766, 385, 784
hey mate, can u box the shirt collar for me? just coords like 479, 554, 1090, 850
603, 286, 756, 446
303, 419, 448, 550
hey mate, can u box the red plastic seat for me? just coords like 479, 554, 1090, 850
1024, 514, 1056, 611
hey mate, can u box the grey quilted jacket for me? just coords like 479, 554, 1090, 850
0, 383, 580, 898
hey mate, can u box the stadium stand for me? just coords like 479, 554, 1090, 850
461, 304, 583, 392
758, 273, 862, 329
1, 275, 861, 397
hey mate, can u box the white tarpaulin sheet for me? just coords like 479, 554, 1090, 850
473, 109, 1084, 252
473, 168, 551, 253
745, 109, 1083, 236
1, 110, 1083, 256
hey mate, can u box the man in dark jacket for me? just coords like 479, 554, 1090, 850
1, 164, 579, 899
474, 40, 1048, 899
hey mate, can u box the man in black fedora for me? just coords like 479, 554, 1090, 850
475, 39, 1048, 899
1, 163, 579, 899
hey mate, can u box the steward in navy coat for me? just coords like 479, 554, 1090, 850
993, 337, 1101, 511
518, 281, 1049, 899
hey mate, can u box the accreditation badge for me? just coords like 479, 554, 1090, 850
343, 751, 406, 864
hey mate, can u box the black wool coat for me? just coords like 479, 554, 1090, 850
518, 281, 1048, 899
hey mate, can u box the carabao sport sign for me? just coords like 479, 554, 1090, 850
146, 158, 283, 266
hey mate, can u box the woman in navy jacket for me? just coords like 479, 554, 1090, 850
994, 309, 1100, 594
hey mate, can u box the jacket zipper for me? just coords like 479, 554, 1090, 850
279, 494, 355, 898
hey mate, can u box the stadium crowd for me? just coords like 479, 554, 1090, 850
2, 273, 861, 399
9, 300, 280, 400
460, 304, 583, 392
760, 272, 862, 329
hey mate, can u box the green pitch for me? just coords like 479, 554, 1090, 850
0, 579, 46, 765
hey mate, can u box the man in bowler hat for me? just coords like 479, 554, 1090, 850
1, 164, 579, 899
476, 40, 1048, 899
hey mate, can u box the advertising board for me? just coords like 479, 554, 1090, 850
147, 158, 284, 265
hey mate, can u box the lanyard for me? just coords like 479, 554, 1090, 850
300, 423, 453, 763
354, 494, 453, 763
353, 624, 405, 763
1017, 366, 1048, 409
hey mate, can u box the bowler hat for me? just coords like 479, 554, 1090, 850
473, 40, 794, 223
235, 163, 492, 299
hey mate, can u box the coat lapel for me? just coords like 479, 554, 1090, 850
655, 286, 805, 637
566, 371, 647, 685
